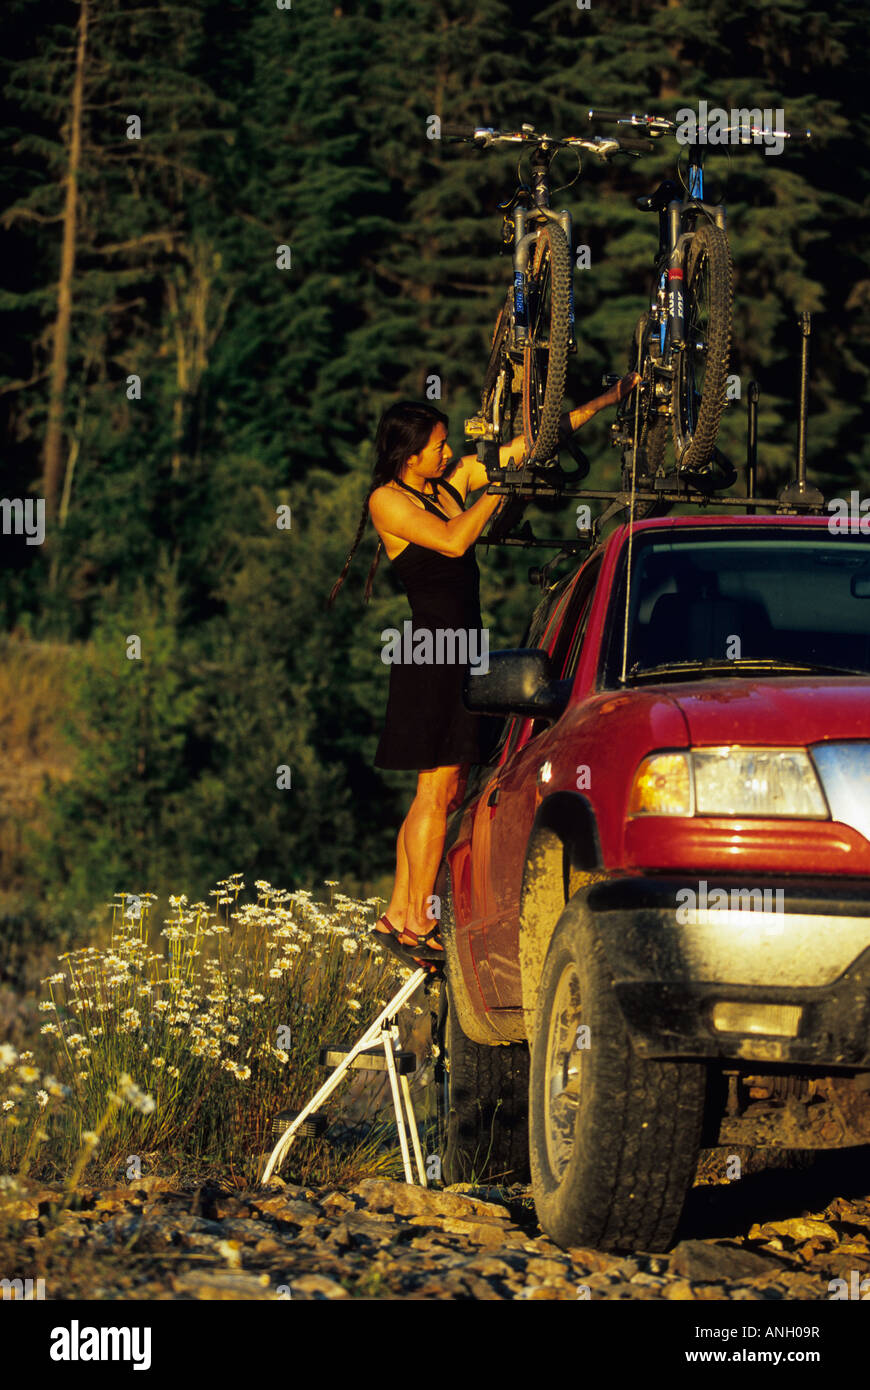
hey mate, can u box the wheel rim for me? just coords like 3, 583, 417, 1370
681, 249, 712, 441
543, 961, 585, 1181
619, 315, 656, 469
482, 297, 510, 412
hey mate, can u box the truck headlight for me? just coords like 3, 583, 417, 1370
629, 747, 828, 818
692, 747, 828, 817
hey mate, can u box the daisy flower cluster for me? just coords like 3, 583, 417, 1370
0, 1041, 157, 1188
21, 877, 409, 1178
0, 1041, 68, 1159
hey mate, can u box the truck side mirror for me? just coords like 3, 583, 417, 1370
463, 649, 570, 721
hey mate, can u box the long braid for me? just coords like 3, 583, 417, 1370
363, 537, 383, 603
326, 487, 375, 608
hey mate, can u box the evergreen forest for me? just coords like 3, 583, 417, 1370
1, 0, 868, 954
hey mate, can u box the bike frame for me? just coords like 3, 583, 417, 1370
510, 144, 574, 355
653, 147, 726, 368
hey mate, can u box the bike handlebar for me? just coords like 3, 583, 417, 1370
441, 124, 652, 157
587, 108, 673, 132
441, 115, 810, 161
587, 107, 812, 143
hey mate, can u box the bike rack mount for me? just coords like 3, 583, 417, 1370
477, 313, 828, 560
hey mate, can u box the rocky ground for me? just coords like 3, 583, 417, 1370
3, 1147, 870, 1300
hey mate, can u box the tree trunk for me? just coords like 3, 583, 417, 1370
658, 0, 684, 100
43, 0, 88, 523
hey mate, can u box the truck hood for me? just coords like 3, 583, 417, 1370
670, 677, 870, 746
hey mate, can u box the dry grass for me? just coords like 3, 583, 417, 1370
0, 633, 75, 900
0, 879, 431, 1205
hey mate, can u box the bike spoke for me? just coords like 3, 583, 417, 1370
685, 254, 711, 431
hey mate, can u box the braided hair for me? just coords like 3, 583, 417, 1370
327, 400, 450, 606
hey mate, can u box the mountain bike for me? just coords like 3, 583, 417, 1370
589, 108, 808, 510
446, 114, 811, 513
446, 123, 634, 471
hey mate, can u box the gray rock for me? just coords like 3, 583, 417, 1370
671, 1240, 782, 1282
288, 1274, 350, 1300
351, 1179, 510, 1222
252, 1196, 322, 1226
171, 1270, 276, 1300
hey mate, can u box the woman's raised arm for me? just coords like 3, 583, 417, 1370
369, 486, 504, 558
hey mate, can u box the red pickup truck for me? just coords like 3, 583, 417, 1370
434, 512, 870, 1253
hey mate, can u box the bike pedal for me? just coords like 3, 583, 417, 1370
464, 415, 493, 439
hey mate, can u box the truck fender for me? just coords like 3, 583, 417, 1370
519, 792, 608, 1041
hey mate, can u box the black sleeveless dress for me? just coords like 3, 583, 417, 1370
374, 475, 485, 771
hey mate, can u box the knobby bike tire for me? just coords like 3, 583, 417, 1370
672, 221, 733, 473
522, 221, 571, 464
622, 417, 670, 520
481, 292, 511, 411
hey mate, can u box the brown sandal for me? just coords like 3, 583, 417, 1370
370, 916, 444, 967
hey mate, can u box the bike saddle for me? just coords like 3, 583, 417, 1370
636, 179, 680, 213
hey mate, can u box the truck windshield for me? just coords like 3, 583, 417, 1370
609, 530, 870, 683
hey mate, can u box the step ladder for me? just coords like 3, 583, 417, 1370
261, 966, 429, 1185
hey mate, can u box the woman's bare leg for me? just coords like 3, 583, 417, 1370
375, 764, 460, 947
381, 817, 410, 930
401, 765, 460, 943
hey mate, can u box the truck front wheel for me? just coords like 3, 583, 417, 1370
529, 894, 707, 1251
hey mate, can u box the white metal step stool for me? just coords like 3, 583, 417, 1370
261, 967, 429, 1185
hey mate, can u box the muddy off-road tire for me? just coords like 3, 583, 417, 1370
439, 981, 531, 1186
529, 893, 707, 1252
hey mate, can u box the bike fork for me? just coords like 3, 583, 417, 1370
513, 205, 529, 346
512, 206, 574, 349
666, 199, 686, 350
661, 150, 726, 354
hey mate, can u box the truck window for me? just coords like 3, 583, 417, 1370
526, 555, 602, 738
605, 528, 870, 683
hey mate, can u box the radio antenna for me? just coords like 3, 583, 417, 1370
620, 350, 644, 684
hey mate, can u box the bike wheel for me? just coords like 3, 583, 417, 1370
672, 221, 732, 473
620, 313, 670, 520
522, 221, 571, 464
482, 293, 521, 446
481, 293, 511, 410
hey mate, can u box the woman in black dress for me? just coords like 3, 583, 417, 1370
328, 382, 637, 965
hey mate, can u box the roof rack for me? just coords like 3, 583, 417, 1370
478, 312, 827, 563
